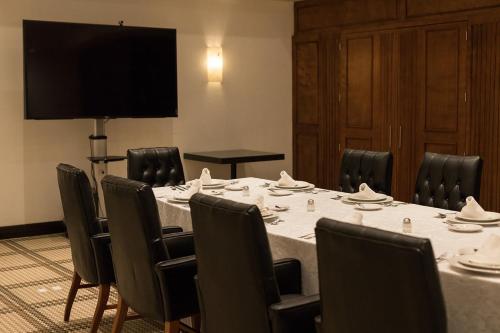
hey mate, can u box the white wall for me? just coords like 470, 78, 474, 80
0, 0, 293, 226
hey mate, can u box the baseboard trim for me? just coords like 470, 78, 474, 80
0, 221, 66, 240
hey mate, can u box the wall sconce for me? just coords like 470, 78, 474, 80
207, 47, 223, 83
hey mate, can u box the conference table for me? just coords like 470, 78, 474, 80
154, 177, 500, 333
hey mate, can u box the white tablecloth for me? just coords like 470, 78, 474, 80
154, 177, 500, 333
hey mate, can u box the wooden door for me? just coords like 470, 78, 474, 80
470, 21, 500, 211
413, 22, 469, 170
336, 31, 396, 189
293, 32, 326, 187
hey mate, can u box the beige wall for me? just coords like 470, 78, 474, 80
0, 0, 293, 226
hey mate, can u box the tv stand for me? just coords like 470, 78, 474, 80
87, 119, 126, 217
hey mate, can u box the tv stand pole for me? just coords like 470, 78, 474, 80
87, 118, 126, 217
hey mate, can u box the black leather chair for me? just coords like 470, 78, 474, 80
189, 193, 320, 333
315, 218, 447, 333
101, 175, 199, 333
127, 147, 185, 187
338, 148, 393, 195
414, 152, 483, 211
56, 164, 115, 333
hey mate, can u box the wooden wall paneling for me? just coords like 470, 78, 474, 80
325, 32, 340, 189
407, 0, 500, 18
470, 22, 500, 210
338, 32, 380, 154
394, 29, 419, 201
334, 31, 397, 190
293, 32, 328, 187
413, 23, 469, 172
295, 0, 399, 32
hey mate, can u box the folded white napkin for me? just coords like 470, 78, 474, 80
278, 171, 297, 187
174, 180, 201, 200
199, 168, 212, 185
469, 234, 500, 266
342, 212, 364, 225
352, 183, 378, 200
460, 196, 486, 219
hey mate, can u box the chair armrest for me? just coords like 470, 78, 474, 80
90, 233, 115, 284
162, 231, 195, 259
269, 294, 320, 333
97, 218, 108, 233
274, 258, 302, 295
155, 255, 199, 321
162, 226, 183, 235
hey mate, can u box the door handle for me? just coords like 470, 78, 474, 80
398, 125, 402, 149
388, 125, 392, 148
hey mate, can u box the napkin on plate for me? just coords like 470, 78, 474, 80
200, 168, 212, 185
352, 183, 378, 200
460, 196, 486, 219
467, 234, 500, 266
278, 171, 297, 187
342, 212, 364, 225
174, 179, 201, 200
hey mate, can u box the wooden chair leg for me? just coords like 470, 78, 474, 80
64, 271, 81, 321
90, 284, 110, 333
165, 320, 180, 333
191, 314, 201, 331
111, 295, 129, 333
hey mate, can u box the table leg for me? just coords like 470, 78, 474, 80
230, 163, 237, 179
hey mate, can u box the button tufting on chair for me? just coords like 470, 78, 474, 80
413, 152, 483, 211
127, 147, 185, 187
338, 149, 393, 195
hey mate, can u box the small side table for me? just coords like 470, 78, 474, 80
184, 149, 285, 179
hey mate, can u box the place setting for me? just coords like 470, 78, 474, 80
441, 196, 500, 233
253, 195, 283, 225
337, 183, 393, 211
166, 179, 202, 205
186, 168, 229, 189
448, 235, 500, 275
267, 171, 315, 196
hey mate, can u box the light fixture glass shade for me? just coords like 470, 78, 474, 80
207, 47, 223, 83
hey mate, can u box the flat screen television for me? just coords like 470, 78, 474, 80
23, 20, 178, 119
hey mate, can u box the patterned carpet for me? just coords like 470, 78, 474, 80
0, 234, 163, 332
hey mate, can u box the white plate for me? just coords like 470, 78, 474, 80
449, 255, 500, 275
342, 196, 393, 205
203, 190, 224, 196
355, 203, 383, 211
448, 224, 483, 233
225, 185, 244, 191
447, 216, 500, 226
271, 205, 290, 212
268, 189, 293, 196
458, 254, 500, 270
167, 197, 190, 204
272, 181, 313, 190
260, 209, 274, 218
347, 193, 388, 202
456, 211, 500, 222
262, 212, 279, 220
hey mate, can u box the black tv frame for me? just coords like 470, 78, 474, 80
23, 20, 178, 120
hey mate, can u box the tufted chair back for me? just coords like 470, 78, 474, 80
315, 218, 447, 333
101, 175, 169, 322
127, 147, 185, 187
56, 164, 101, 283
413, 152, 483, 211
189, 193, 280, 333
338, 149, 393, 195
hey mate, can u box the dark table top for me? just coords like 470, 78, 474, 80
183, 149, 285, 164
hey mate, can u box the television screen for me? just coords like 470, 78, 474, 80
23, 20, 178, 119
